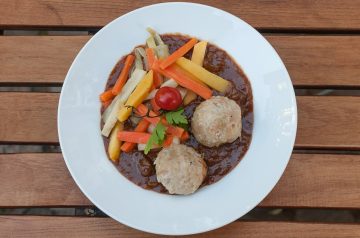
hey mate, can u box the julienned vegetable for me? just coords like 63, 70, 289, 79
152, 60, 212, 99
101, 69, 146, 136
118, 131, 151, 144
176, 57, 230, 92
159, 38, 198, 69
121, 119, 150, 152
191, 41, 208, 66
100, 88, 115, 102
117, 70, 154, 122
146, 48, 162, 87
112, 54, 135, 95
108, 122, 124, 162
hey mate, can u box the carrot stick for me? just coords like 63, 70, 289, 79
102, 99, 112, 109
151, 98, 161, 112
146, 48, 162, 87
118, 131, 151, 144
166, 126, 184, 138
159, 38, 198, 69
121, 119, 150, 152
146, 48, 156, 67
135, 104, 161, 125
152, 60, 212, 99
163, 135, 174, 147
180, 131, 190, 142
100, 88, 115, 102
112, 55, 135, 95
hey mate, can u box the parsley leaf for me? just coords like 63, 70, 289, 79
144, 122, 166, 154
165, 108, 188, 126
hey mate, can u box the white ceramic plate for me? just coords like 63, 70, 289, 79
58, 2, 297, 235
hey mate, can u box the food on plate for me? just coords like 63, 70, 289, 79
100, 28, 253, 195
191, 96, 242, 147
154, 144, 207, 195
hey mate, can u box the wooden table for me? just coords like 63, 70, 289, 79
1, 1, 360, 237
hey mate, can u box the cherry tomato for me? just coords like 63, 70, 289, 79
155, 87, 182, 110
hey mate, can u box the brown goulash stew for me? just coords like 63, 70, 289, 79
101, 33, 253, 194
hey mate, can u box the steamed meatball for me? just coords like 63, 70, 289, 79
154, 144, 207, 195
192, 96, 242, 147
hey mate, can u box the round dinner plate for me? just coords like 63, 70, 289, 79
58, 2, 297, 235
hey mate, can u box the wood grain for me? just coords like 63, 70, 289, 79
1, 93, 359, 149
296, 96, 360, 149
1, 216, 360, 238
1, 35, 360, 87
266, 35, 360, 87
0, 36, 87, 84
0, 153, 359, 208
0, 0, 360, 30
0, 93, 59, 143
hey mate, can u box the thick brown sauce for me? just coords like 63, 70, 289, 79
102, 34, 253, 193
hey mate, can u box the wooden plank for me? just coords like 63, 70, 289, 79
260, 154, 360, 208
266, 35, 360, 88
296, 96, 360, 149
1, 35, 360, 87
1, 216, 359, 238
1, 93, 360, 149
0, 0, 360, 30
0, 93, 59, 143
0, 153, 359, 208
0, 36, 88, 84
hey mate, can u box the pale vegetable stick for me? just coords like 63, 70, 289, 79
101, 69, 146, 136
147, 124, 155, 133
178, 87, 187, 99
101, 99, 124, 137
161, 78, 178, 88
108, 122, 124, 163
146, 36, 156, 48
183, 91, 197, 105
191, 41, 208, 66
176, 57, 230, 92
155, 45, 170, 59
145, 79, 178, 100
117, 71, 154, 122
138, 143, 160, 151
134, 48, 144, 70
172, 137, 180, 145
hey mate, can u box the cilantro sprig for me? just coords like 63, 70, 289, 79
144, 122, 166, 154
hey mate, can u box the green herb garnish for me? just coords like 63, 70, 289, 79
165, 108, 188, 126
144, 122, 166, 154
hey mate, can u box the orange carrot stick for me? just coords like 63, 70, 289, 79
151, 98, 161, 112
146, 48, 162, 87
135, 104, 161, 125
117, 131, 151, 144
100, 88, 115, 102
152, 60, 212, 99
121, 119, 150, 152
163, 135, 174, 147
166, 126, 184, 138
102, 99, 112, 109
159, 38, 198, 69
180, 131, 190, 142
112, 54, 135, 95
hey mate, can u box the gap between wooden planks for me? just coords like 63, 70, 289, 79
0, 93, 359, 149
0, 153, 359, 208
0, 35, 359, 87
0, 0, 359, 30
1, 216, 360, 238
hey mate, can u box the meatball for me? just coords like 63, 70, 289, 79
154, 144, 207, 195
191, 96, 242, 147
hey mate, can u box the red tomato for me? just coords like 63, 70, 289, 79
155, 87, 182, 110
